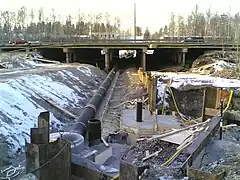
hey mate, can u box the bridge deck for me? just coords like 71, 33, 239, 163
0, 41, 237, 50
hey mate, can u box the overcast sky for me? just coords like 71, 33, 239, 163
0, 0, 240, 32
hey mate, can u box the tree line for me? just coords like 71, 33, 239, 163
1, 5, 240, 42
148, 5, 240, 41
0, 7, 122, 42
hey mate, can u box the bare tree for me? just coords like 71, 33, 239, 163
169, 13, 176, 37
143, 27, 150, 39
205, 8, 212, 36
177, 15, 185, 36
17, 7, 27, 31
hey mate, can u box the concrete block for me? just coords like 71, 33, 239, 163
156, 115, 181, 132
121, 110, 181, 137
95, 147, 113, 164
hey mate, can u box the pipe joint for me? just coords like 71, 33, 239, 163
85, 104, 97, 114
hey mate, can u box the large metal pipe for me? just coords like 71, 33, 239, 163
73, 67, 117, 136
136, 101, 143, 122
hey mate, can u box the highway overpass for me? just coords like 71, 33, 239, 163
0, 40, 237, 71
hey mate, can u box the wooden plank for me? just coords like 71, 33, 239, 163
205, 87, 218, 108
201, 88, 207, 122
38, 94, 77, 119
160, 130, 191, 145
27, 112, 71, 180
142, 149, 162, 162
38, 144, 49, 180
148, 120, 210, 141
38, 111, 50, 128
184, 117, 221, 167
215, 88, 222, 109
148, 77, 152, 112
26, 143, 40, 176
152, 76, 157, 114
47, 139, 71, 180
205, 108, 219, 117
30, 127, 49, 144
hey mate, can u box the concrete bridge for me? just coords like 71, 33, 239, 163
0, 41, 236, 71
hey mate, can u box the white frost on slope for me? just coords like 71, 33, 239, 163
78, 66, 94, 77
0, 72, 87, 156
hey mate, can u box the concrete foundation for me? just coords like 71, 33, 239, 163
120, 109, 181, 137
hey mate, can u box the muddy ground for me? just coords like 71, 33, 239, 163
100, 67, 146, 137
198, 126, 240, 180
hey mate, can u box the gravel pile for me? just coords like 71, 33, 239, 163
213, 69, 240, 79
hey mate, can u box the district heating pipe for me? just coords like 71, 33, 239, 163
73, 67, 117, 136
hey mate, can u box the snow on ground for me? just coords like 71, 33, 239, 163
152, 72, 240, 91
0, 52, 58, 69
0, 63, 106, 164
153, 71, 240, 115
157, 80, 169, 108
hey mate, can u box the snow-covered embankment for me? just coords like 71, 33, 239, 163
0, 64, 106, 165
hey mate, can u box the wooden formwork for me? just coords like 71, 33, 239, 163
137, 68, 157, 114
203, 87, 231, 118
119, 116, 222, 180
26, 111, 71, 180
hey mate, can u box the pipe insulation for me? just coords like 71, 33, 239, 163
73, 67, 117, 136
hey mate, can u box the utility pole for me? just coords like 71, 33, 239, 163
221, 14, 227, 59
134, 2, 136, 41
237, 24, 240, 72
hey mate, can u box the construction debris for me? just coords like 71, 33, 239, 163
192, 51, 237, 69
142, 149, 162, 162
122, 139, 178, 166
190, 50, 239, 79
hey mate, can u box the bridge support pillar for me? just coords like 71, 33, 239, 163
104, 48, 112, 71
178, 52, 182, 64
63, 48, 72, 63
174, 53, 178, 63
182, 48, 188, 67
141, 48, 147, 72
73, 52, 77, 62
26, 48, 30, 53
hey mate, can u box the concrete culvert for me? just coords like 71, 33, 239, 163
50, 132, 84, 154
